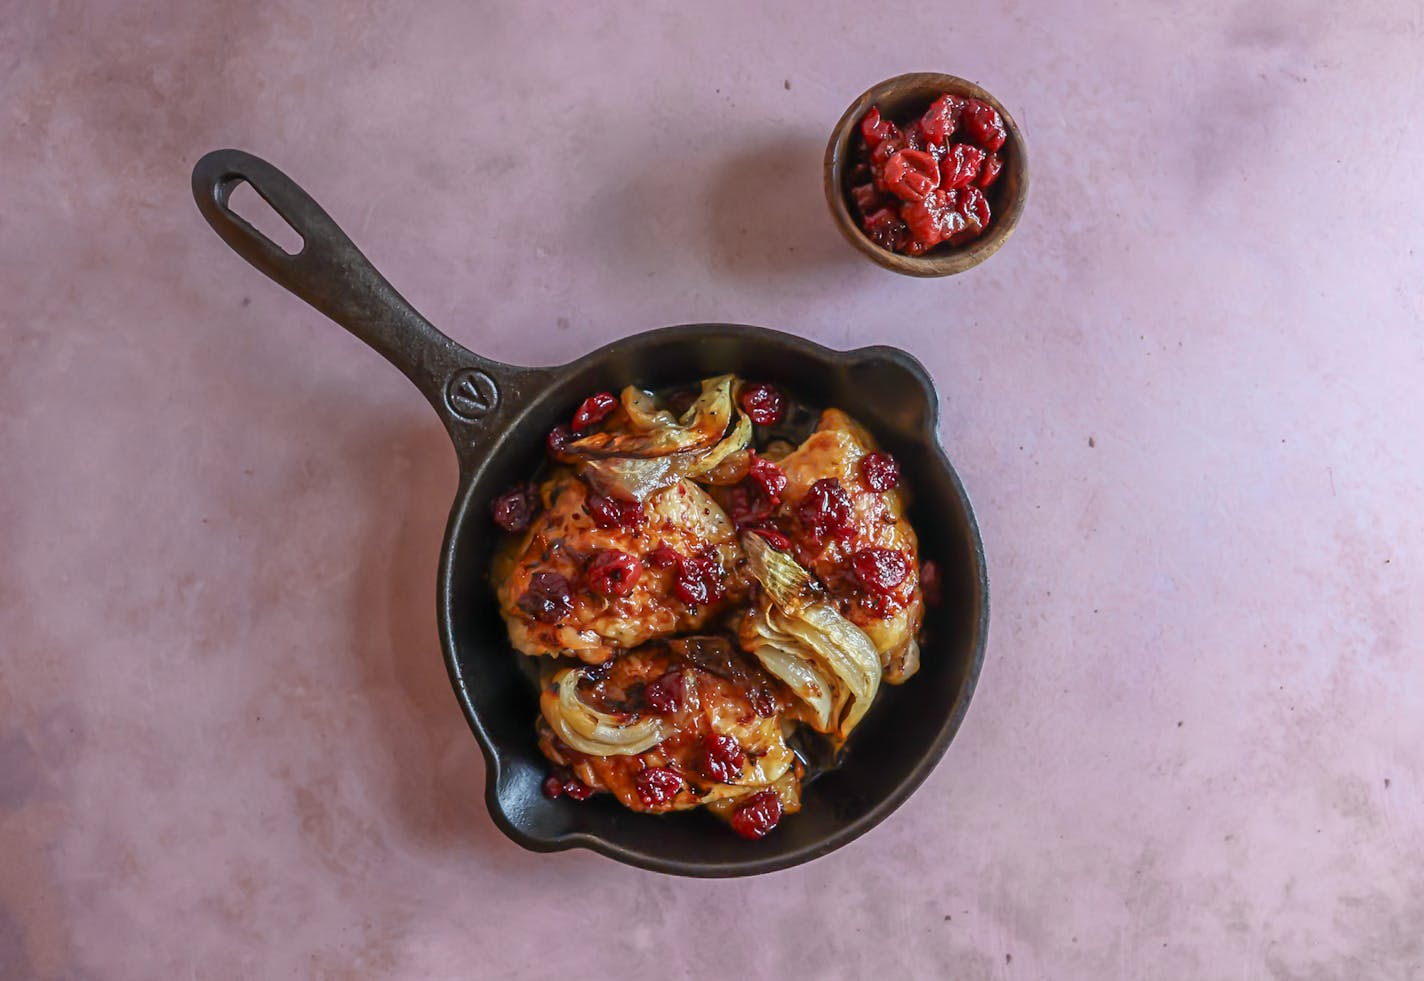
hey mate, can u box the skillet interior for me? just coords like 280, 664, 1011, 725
442, 323, 988, 877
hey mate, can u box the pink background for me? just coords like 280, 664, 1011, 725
4, 2, 1422, 978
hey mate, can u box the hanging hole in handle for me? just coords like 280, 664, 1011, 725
228, 179, 305, 256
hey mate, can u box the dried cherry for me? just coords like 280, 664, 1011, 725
585, 549, 642, 597
960, 99, 1006, 152
748, 525, 791, 550
978, 152, 1003, 188
546, 424, 573, 458
939, 143, 985, 189
699, 734, 746, 784
519, 572, 573, 623
797, 478, 855, 542
850, 548, 910, 594
920, 559, 943, 606
572, 392, 618, 432
858, 452, 900, 492
673, 553, 725, 606
729, 789, 783, 840
635, 766, 683, 808
919, 93, 965, 148
644, 671, 685, 714
644, 544, 680, 569
739, 382, 786, 426
850, 92, 1008, 255
491, 483, 536, 532
879, 149, 941, 203
585, 491, 644, 531
902, 189, 967, 250
859, 106, 898, 148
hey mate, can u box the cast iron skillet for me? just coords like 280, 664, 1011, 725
191, 148, 988, 877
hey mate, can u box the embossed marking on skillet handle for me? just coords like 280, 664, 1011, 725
191, 148, 535, 470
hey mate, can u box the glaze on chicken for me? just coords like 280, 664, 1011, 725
495, 470, 745, 664
538, 637, 802, 821
491, 377, 928, 840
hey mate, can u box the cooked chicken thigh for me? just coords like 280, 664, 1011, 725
773, 409, 923, 682
538, 637, 802, 818
495, 470, 746, 664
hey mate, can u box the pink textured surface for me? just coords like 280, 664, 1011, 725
4, 2, 1423, 978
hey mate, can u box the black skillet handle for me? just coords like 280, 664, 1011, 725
192, 148, 540, 471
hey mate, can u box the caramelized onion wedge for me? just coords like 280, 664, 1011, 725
738, 637, 836, 733
542, 668, 665, 757
771, 604, 880, 737
567, 375, 753, 501
569, 375, 736, 459
740, 534, 883, 741
703, 767, 802, 819
744, 531, 819, 609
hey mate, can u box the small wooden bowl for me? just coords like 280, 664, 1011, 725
824, 73, 1029, 277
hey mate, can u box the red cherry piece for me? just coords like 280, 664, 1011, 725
700, 734, 746, 784
851, 183, 884, 216
585, 491, 644, 531
729, 789, 783, 840
542, 775, 565, 799
562, 780, 594, 801
939, 143, 986, 190
634, 767, 683, 808
868, 136, 910, 195
747, 455, 787, 504
673, 553, 725, 607
858, 452, 900, 492
547, 424, 573, 458
585, 549, 642, 597
727, 455, 787, 529
644, 544, 680, 570
571, 392, 618, 432
959, 185, 991, 233
846, 92, 1008, 257
859, 106, 898, 149
961, 99, 1007, 152
919, 93, 966, 148
977, 152, 1004, 189
748, 525, 791, 551
879, 149, 941, 203
850, 548, 911, 594
739, 382, 786, 426
861, 206, 910, 253
491, 483, 536, 532
519, 571, 573, 624
902, 119, 928, 152
902, 189, 967, 250
644, 671, 685, 715
920, 560, 942, 606
724, 484, 758, 528
796, 478, 855, 542
869, 137, 906, 174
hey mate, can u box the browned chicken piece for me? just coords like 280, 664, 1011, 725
495, 470, 747, 664
537, 637, 803, 816
774, 408, 923, 682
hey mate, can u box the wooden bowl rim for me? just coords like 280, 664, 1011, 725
823, 72, 1030, 278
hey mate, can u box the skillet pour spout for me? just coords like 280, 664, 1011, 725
191, 148, 988, 877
